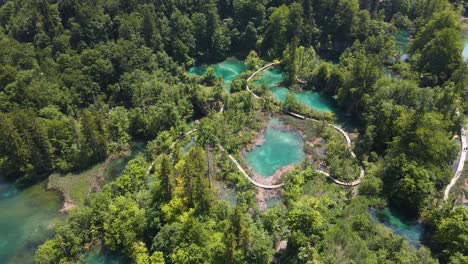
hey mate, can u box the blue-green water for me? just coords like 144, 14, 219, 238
254, 68, 335, 112
395, 30, 410, 61
0, 179, 62, 264
370, 207, 423, 247
188, 58, 247, 84
395, 30, 410, 52
82, 248, 124, 264
245, 119, 305, 177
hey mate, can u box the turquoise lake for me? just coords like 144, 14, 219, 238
254, 67, 335, 112
188, 58, 247, 85
245, 119, 305, 177
0, 179, 62, 264
370, 207, 423, 247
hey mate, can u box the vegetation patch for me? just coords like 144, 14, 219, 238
48, 161, 110, 207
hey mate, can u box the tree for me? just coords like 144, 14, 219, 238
155, 154, 173, 203
262, 5, 290, 58
168, 10, 195, 63
108, 106, 130, 148
417, 28, 463, 85
412, 10, 462, 86
196, 118, 217, 147
35, 239, 65, 264
241, 22, 258, 52
140, 5, 163, 51
230, 77, 247, 93
181, 147, 214, 214
428, 206, 468, 263
383, 154, 434, 214
103, 196, 146, 253
245, 50, 263, 70
283, 37, 299, 85
203, 66, 217, 86
132, 241, 165, 264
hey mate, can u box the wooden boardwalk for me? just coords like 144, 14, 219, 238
444, 128, 467, 200
246, 64, 366, 187
147, 63, 367, 189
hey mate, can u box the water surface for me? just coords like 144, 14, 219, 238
370, 207, 423, 247
0, 179, 62, 264
254, 68, 335, 112
188, 59, 247, 84
395, 30, 410, 61
245, 119, 305, 177
82, 248, 124, 264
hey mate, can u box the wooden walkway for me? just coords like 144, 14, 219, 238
217, 144, 285, 189
283, 111, 365, 187
444, 128, 467, 200
147, 63, 367, 189
246, 63, 278, 99
245, 64, 366, 187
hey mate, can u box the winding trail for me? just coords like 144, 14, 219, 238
444, 128, 467, 200
148, 63, 365, 189
145, 128, 285, 189
246, 63, 365, 187
246, 63, 277, 99
217, 144, 285, 189
283, 111, 365, 186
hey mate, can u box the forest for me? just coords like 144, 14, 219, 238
0, 0, 467, 263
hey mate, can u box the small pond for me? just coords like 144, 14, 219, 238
245, 118, 305, 177
370, 207, 424, 247
254, 67, 335, 112
188, 58, 247, 85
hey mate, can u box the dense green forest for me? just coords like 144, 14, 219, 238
0, 0, 467, 263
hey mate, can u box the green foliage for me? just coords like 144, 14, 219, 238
245, 50, 264, 70
262, 5, 290, 58
412, 10, 463, 86
181, 146, 214, 214
230, 77, 247, 93
204, 66, 217, 86
325, 133, 360, 182
11, 1, 466, 264
103, 196, 146, 252
426, 205, 468, 263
